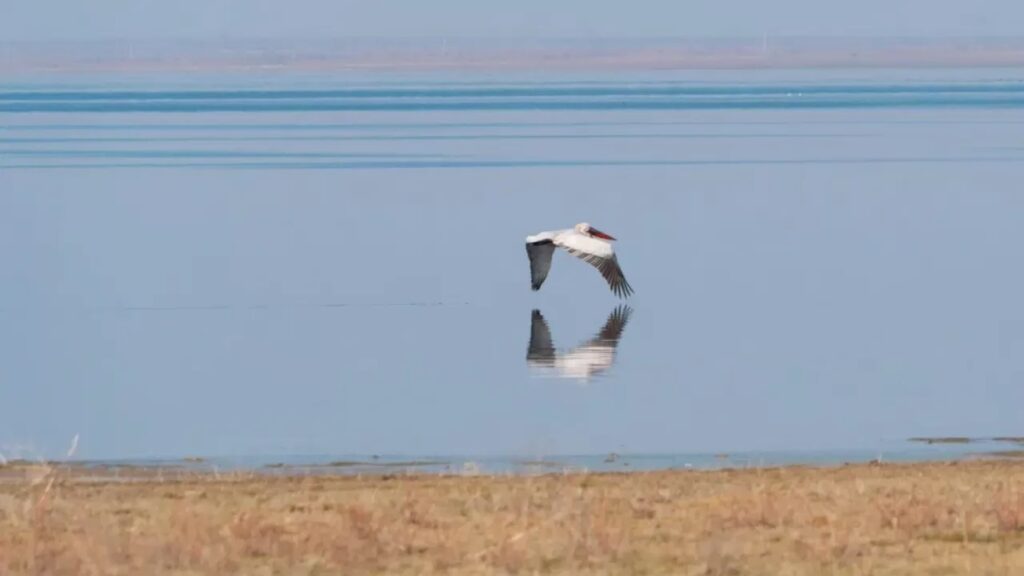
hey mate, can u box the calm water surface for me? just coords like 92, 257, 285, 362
2, 69, 1024, 468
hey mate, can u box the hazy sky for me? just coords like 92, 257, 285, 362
3, 0, 1022, 42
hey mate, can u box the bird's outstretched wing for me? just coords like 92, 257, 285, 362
563, 249, 634, 298
527, 309, 556, 365
526, 240, 556, 291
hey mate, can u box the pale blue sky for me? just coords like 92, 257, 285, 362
2, 0, 1021, 41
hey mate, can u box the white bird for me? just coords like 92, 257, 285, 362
525, 222, 633, 298
527, 306, 633, 381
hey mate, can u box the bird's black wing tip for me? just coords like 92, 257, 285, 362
609, 279, 633, 299
619, 278, 634, 299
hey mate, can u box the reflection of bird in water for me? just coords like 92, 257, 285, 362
527, 306, 633, 382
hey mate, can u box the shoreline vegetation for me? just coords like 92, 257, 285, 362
2, 459, 1024, 574
5, 37, 1024, 74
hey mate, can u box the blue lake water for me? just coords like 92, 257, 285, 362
2, 69, 1024, 469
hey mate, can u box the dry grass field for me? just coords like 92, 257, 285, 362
2, 459, 1024, 575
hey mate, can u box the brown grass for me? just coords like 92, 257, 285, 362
2, 460, 1024, 574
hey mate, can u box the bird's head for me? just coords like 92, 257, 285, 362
575, 222, 616, 241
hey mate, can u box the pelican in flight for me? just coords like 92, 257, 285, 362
525, 223, 633, 298
527, 306, 633, 381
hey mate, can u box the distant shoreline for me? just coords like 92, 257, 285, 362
2, 436, 1019, 477
4, 37, 1024, 74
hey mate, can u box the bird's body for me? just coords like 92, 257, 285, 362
525, 223, 633, 298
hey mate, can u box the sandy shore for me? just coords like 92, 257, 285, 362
2, 459, 1023, 574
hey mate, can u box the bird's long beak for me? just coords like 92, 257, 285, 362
589, 227, 616, 241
